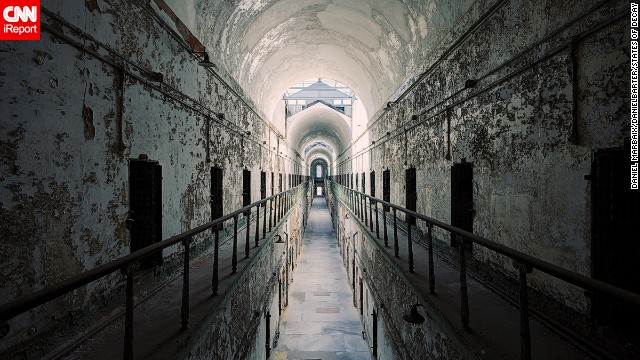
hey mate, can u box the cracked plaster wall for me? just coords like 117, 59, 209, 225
345, 0, 630, 313
0, 0, 300, 351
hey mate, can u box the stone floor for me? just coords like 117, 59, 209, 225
273, 197, 373, 360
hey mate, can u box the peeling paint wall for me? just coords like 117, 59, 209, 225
0, 0, 301, 352
341, 0, 629, 314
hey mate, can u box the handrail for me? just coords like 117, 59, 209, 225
328, 180, 640, 360
0, 181, 311, 358
329, 181, 640, 307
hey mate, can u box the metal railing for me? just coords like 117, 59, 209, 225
0, 181, 311, 359
328, 180, 640, 360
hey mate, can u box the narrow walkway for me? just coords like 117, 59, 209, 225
274, 196, 372, 360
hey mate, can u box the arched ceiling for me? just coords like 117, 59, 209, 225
287, 103, 351, 155
193, 0, 473, 155
198, 0, 469, 115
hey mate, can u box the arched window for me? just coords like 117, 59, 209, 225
316, 164, 323, 178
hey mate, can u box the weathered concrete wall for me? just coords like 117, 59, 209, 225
0, 0, 301, 352
341, 0, 629, 313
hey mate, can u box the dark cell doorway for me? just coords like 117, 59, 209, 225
271, 172, 275, 196
370, 171, 376, 197
451, 161, 473, 249
211, 167, 223, 226
128, 155, 162, 268
591, 148, 640, 329
383, 169, 390, 211
260, 171, 266, 207
406, 168, 417, 224
243, 169, 251, 210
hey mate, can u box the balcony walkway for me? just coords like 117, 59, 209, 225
332, 186, 597, 360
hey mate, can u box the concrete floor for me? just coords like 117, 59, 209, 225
273, 197, 373, 360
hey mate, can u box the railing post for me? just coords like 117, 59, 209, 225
280, 193, 284, 219
408, 220, 414, 273
181, 238, 190, 330
458, 235, 470, 328
245, 211, 251, 258
232, 215, 238, 273
427, 224, 435, 294
375, 201, 380, 238
364, 195, 368, 225
369, 199, 374, 231
382, 207, 388, 247
393, 208, 399, 258
255, 205, 260, 247
263, 200, 267, 238
269, 198, 274, 232
353, 191, 360, 218
123, 265, 134, 360
519, 263, 532, 360
212, 226, 219, 295
275, 195, 279, 224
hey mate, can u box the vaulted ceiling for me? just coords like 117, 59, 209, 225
183, 0, 473, 159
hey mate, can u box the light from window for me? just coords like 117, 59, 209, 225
316, 165, 323, 178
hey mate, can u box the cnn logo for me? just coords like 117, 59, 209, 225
3, 6, 37, 22
1, 1, 40, 40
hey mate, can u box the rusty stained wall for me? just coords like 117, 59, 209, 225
0, 0, 298, 351
349, 0, 630, 313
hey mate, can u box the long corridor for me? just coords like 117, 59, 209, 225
273, 196, 372, 360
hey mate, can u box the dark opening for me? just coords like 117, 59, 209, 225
242, 169, 251, 213
271, 172, 275, 196
279, 173, 283, 192
370, 171, 376, 197
591, 148, 640, 329
406, 168, 417, 224
361, 172, 366, 193
260, 171, 266, 207
383, 169, 390, 212
211, 167, 224, 228
451, 161, 473, 249
128, 155, 162, 268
